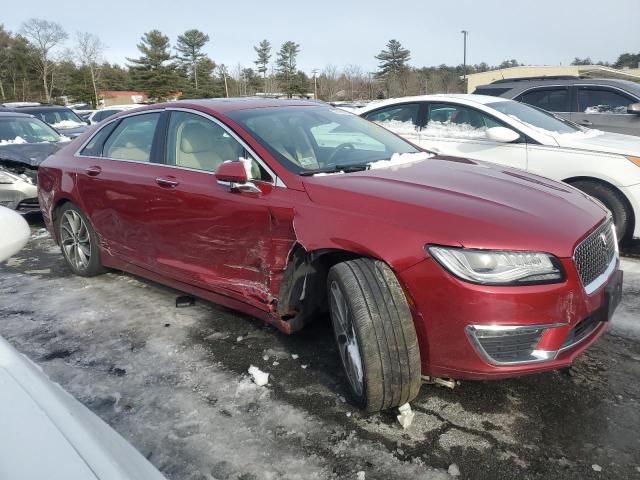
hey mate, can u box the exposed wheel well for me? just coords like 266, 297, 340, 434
276, 244, 381, 332
564, 176, 635, 235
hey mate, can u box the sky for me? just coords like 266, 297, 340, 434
2, 0, 639, 74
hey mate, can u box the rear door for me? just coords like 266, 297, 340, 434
515, 86, 572, 121
75, 111, 166, 268
571, 85, 640, 135
417, 102, 528, 170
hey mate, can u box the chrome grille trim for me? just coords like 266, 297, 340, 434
573, 219, 618, 295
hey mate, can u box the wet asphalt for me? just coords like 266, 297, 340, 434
1, 214, 640, 480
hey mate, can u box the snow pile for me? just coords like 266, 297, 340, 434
585, 105, 627, 114
51, 120, 84, 129
356, 471, 366, 480
59, 134, 72, 143
448, 464, 460, 477
369, 151, 431, 170
0, 136, 27, 145
396, 402, 415, 429
248, 365, 269, 386
378, 119, 488, 141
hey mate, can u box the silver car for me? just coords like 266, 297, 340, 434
0, 112, 67, 213
473, 77, 640, 136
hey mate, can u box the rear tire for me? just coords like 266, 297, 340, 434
570, 180, 632, 243
55, 203, 106, 277
327, 258, 421, 412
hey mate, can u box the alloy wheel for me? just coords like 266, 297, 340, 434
60, 210, 92, 271
330, 280, 364, 397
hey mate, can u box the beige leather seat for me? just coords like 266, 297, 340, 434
177, 121, 224, 171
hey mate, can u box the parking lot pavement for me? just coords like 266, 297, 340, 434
1, 224, 639, 480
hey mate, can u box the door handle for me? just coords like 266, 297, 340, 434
84, 166, 102, 176
155, 177, 179, 188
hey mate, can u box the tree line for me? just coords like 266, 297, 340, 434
1, 18, 638, 107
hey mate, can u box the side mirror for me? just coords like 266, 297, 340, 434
215, 161, 248, 183
485, 126, 521, 143
627, 103, 640, 115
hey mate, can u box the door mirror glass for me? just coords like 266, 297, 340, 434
215, 160, 248, 183
628, 103, 640, 115
485, 127, 520, 143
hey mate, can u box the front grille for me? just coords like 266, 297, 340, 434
469, 327, 544, 363
574, 219, 616, 289
16, 198, 40, 212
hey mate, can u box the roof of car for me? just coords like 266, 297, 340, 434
357, 94, 510, 113
478, 77, 640, 90
167, 97, 326, 113
0, 111, 35, 118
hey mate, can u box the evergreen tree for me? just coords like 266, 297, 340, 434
176, 29, 210, 91
276, 41, 300, 98
375, 39, 410, 78
127, 30, 178, 101
253, 39, 271, 92
614, 52, 640, 69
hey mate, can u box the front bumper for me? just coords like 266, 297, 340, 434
399, 256, 620, 380
0, 183, 39, 213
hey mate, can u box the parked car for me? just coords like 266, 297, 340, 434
358, 94, 640, 242
75, 109, 96, 122
87, 105, 143, 125
2, 104, 89, 138
38, 99, 621, 412
0, 111, 70, 212
472, 77, 640, 136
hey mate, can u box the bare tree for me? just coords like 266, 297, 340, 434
320, 64, 339, 101
21, 18, 67, 102
76, 32, 105, 107
343, 64, 363, 100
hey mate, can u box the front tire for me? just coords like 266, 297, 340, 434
55, 203, 106, 277
570, 180, 632, 243
327, 258, 421, 412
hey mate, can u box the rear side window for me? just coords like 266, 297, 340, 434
577, 88, 635, 114
93, 110, 119, 123
102, 113, 160, 162
519, 88, 570, 112
424, 103, 506, 139
472, 87, 511, 97
80, 122, 118, 157
363, 103, 421, 127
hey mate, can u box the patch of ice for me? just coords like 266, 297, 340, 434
368, 152, 431, 170
592, 464, 602, 472
0, 136, 27, 145
356, 471, 366, 480
448, 464, 460, 476
248, 365, 269, 386
291, 354, 299, 360
397, 403, 415, 429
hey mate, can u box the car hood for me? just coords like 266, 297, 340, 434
0, 142, 63, 168
302, 156, 607, 258
552, 130, 640, 157
0, 337, 167, 480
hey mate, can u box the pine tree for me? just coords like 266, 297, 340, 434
127, 30, 178, 101
375, 39, 411, 78
276, 41, 300, 98
176, 29, 210, 91
375, 39, 411, 97
253, 39, 271, 93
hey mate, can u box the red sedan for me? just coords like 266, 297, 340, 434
37, 99, 623, 412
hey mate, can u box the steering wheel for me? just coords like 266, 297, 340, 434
327, 142, 356, 165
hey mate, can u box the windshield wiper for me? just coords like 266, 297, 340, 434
299, 163, 371, 176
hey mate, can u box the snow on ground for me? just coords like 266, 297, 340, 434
611, 258, 640, 339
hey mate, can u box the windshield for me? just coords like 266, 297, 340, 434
487, 100, 580, 135
0, 117, 61, 144
227, 106, 420, 174
29, 108, 86, 128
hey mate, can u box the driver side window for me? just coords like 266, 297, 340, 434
425, 103, 505, 139
166, 111, 270, 181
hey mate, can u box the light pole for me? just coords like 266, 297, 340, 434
461, 30, 469, 81
311, 68, 318, 99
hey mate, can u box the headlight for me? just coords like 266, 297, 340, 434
427, 246, 564, 285
0, 170, 19, 185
